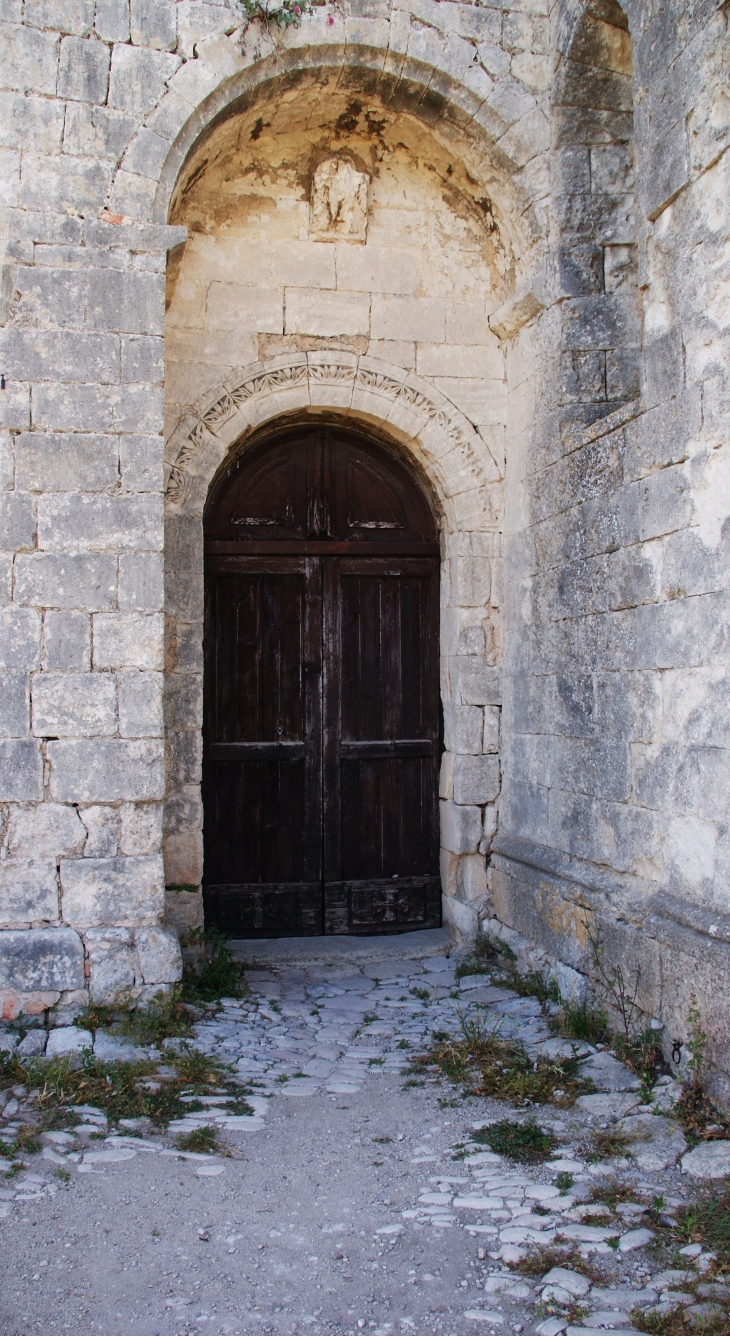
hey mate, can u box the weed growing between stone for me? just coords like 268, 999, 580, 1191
0, 1046, 251, 1150
611, 1029, 666, 1087
584, 1126, 632, 1163
175, 1126, 222, 1155
475, 1118, 556, 1162
632, 1308, 730, 1336
670, 1003, 730, 1147
238, 0, 331, 32
512, 1244, 603, 1282
455, 937, 496, 980
0, 1124, 42, 1158
619, 1188, 730, 1336
72, 932, 250, 1049
675, 1086, 730, 1148
77, 987, 195, 1047
554, 1000, 610, 1045
455, 938, 561, 1004
677, 1189, 730, 1269
415, 1011, 591, 1106
181, 928, 250, 1004
588, 1179, 637, 1209
550, 997, 665, 1087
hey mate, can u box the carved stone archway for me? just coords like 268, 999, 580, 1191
164, 353, 502, 527
163, 354, 504, 940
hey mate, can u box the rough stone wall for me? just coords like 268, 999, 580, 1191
498, 0, 730, 1093
0, 0, 727, 1087
0, 211, 183, 1016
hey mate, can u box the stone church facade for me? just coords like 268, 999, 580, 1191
1, 0, 729, 1088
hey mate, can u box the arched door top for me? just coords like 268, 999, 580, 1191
204, 425, 439, 551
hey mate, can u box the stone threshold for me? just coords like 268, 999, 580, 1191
228, 926, 453, 965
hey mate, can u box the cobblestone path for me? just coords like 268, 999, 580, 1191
1, 933, 725, 1336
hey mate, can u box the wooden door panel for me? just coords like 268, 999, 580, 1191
325, 875, 442, 933
338, 568, 434, 742
323, 555, 441, 933
204, 758, 307, 885
339, 756, 436, 877
210, 570, 304, 743
203, 558, 323, 934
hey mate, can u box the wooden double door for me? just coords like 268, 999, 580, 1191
202, 426, 442, 937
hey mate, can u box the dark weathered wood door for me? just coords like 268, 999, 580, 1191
203, 426, 441, 936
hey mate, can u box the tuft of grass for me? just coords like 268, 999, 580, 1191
455, 937, 499, 980
554, 1001, 610, 1046
75, 1002, 118, 1034
417, 1011, 592, 1107
75, 987, 194, 1047
555, 1171, 574, 1192
0, 1044, 245, 1157
0, 1125, 41, 1158
502, 968, 560, 1005
674, 1085, 730, 1149
676, 1188, 730, 1270
181, 928, 249, 1004
631, 1306, 730, 1336
584, 1126, 631, 1163
171, 1048, 221, 1086
589, 1180, 636, 1209
53, 1166, 72, 1182
410, 987, 430, 1002
612, 1029, 666, 1087
512, 1245, 603, 1282
175, 1125, 221, 1154
478, 1118, 555, 1163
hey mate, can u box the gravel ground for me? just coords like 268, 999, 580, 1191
1, 933, 725, 1336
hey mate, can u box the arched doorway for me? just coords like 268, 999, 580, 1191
202, 424, 442, 937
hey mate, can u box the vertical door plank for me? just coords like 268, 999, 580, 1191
203, 558, 323, 936
324, 555, 441, 933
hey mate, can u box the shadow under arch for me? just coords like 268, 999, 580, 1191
150, 43, 545, 265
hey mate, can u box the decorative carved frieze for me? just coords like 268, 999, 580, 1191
165, 359, 488, 502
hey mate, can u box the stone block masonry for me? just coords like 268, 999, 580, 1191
0, 203, 184, 1018
0, 0, 728, 1096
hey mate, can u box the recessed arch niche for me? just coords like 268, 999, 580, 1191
162, 71, 510, 941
